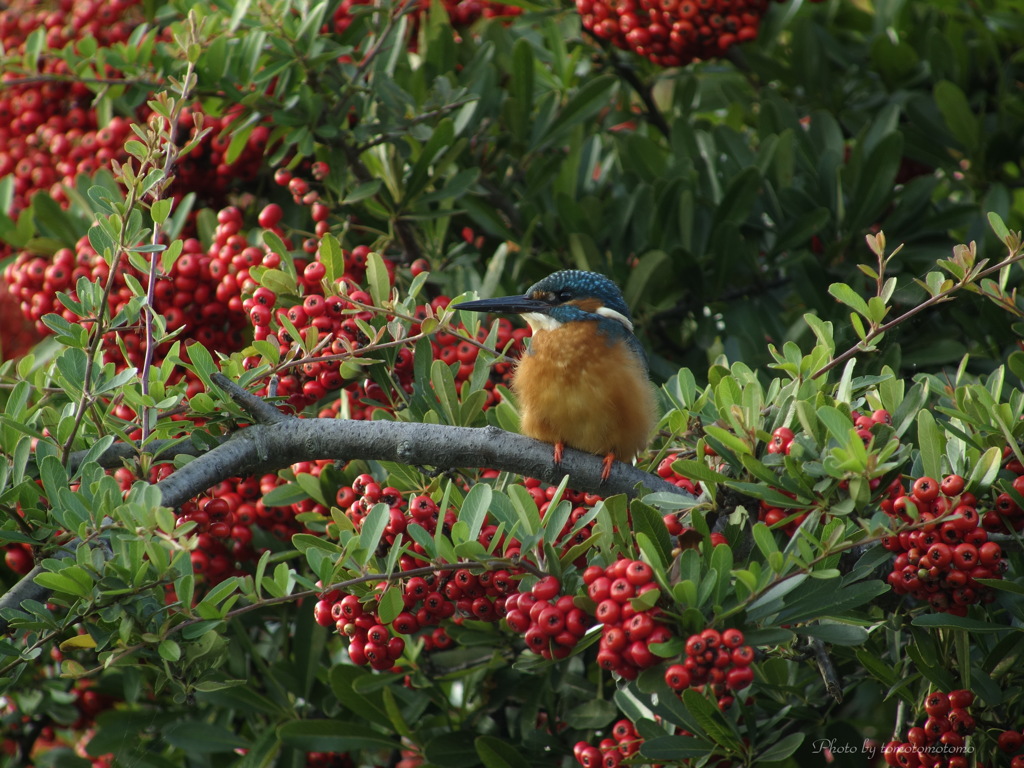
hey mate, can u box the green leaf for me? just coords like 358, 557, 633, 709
34, 571, 91, 598
318, 233, 346, 284
357, 503, 389, 563
917, 408, 944, 481
911, 614, 1007, 633
827, 283, 870, 318
424, 731, 482, 768
38, 455, 70, 506
534, 75, 615, 151
679, 689, 741, 750
630, 498, 673, 567
476, 735, 532, 768
366, 250, 391, 308
459, 483, 492, 544
278, 719, 397, 752
151, 198, 172, 224
817, 405, 853, 443
758, 732, 805, 762
670, 458, 729, 485
934, 79, 979, 150
988, 211, 1011, 242
376, 584, 404, 625
794, 623, 869, 646
158, 639, 181, 661
163, 720, 248, 753
751, 523, 778, 559
564, 699, 618, 729
967, 446, 1002, 493
746, 574, 807, 621
641, 736, 717, 761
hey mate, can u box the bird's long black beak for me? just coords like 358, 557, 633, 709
455, 295, 551, 315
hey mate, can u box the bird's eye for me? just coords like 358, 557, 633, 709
557, 289, 573, 302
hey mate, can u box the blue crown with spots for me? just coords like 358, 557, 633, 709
526, 270, 632, 321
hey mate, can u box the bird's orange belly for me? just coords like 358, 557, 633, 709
511, 323, 656, 461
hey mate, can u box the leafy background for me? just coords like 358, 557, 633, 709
1, 0, 1023, 766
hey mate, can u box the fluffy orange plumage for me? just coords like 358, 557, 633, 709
513, 319, 657, 466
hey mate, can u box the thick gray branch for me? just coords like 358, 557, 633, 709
3, 416, 690, 634
156, 419, 685, 508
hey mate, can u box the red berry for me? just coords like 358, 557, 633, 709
625, 560, 653, 586
595, 599, 621, 625
923, 691, 950, 717
925, 543, 952, 569
258, 203, 283, 228
978, 540, 1002, 566
664, 664, 691, 691
725, 666, 753, 690
999, 730, 1024, 753
731, 645, 755, 666
947, 689, 974, 709
940, 474, 965, 497
951, 543, 977, 570
912, 476, 940, 503
531, 575, 561, 601
721, 628, 744, 649
684, 635, 705, 657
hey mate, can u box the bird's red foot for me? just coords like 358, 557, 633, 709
553, 441, 565, 466
600, 452, 616, 482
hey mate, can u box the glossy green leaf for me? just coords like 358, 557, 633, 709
163, 720, 248, 753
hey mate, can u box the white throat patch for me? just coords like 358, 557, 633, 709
523, 312, 563, 333
596, 306, 634, 332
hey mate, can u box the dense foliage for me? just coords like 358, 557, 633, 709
1, 0, 1023, 767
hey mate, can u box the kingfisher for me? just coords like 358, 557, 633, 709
457, 270, 658, 481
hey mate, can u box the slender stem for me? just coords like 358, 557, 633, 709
141, 59, 199, 443
812, 247, 1024, 379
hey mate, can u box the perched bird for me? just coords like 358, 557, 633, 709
457, 270, 658, 480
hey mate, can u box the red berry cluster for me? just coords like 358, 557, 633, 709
585, 558, 671, 679
503, 576, 594, 660
882, 689, 976, 768
0, 0, 140, 215
882, 474, 1007, 615
655, 453, 701, 494
664, 627, 754, 709
997, 726, 1024, 768
316, 477, 529, 664
330, 0, 521, 42
176, 474, 307, 584
172, 105, 268, 207
574, 0, 822, 69
0, 279, 34, 360
573, 719, 642, 768
429, 306, 528, 410
4, 230, 250, 377
108, 465, 303, 587
314, 562, 520, 668
766, 426, 795, 455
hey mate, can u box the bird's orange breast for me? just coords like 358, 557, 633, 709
512, 321, 657, 462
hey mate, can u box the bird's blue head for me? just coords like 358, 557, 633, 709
456, 269, 637, 342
